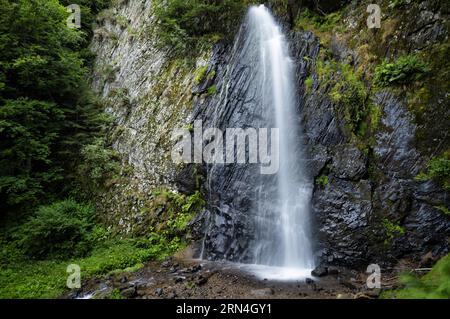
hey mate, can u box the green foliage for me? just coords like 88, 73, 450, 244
159, 190, 205, 234
435, 205, 450, 217
0, 99, 65, 209
207, 85, 218, 95
388, 0, 408, 9
195, 65, 210, 84
0, 238, 154, 298
13, 200, 96, 259
142, 189, 206, 259
330, 63, 368, 134
304, 76, 313, 92
295, 9, 344, 46
144, 230, 185, 261
295, 9, 342, 33
374, 55, 429, 87
76, 137, 121, 194
315, 175, 329, 187
316, 58, 369, 135
103, 288, 123, 299
382, 253, 450, 299
416, 151, 450, 190
382, 218, 405, 245
0, 0, 112, 216
153, 0, 248, 55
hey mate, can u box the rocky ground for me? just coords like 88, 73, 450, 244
65, 258, 391, 299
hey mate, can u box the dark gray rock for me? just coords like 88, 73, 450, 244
120, 286, 136, 298
331, 144, 367, 180
155, 288, 163, 296
311, 266, 328, 277
193, 4, 449, 270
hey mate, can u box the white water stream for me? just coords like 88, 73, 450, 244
248, 5, 314, 279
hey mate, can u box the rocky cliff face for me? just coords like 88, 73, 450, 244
90, 0, 211, 233
92, 0, 449, 269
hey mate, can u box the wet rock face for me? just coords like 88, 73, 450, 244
192, 19, 449, 267
93, 1, 449, 269
307, 82, 449, 267
191, 26, 270, 262
290, 29, 449, 267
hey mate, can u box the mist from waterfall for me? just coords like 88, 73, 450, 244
248, 5, 315, 277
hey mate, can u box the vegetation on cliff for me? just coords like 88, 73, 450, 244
0, 0, 448, 300
0, 0, 205, 298
153, 0, 250, 55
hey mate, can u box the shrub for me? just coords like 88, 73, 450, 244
382, 253, 450, 299
382, 218, 405, 245
416, 151, 450, 190
15, 200, 95, 259
0, 238, 155, 298
328, 63, 369, 134
374, 55, 429, 87
77, 137, 121, 194
153, 0, 247, 54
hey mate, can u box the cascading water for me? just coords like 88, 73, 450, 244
247, 5, 315, 279
199, 5, 315, 280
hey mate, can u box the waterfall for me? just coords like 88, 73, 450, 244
199, 5, 315, 280
247, 5, 315, 277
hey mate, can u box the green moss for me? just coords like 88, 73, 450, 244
207, 85, 217, 95
295, 9, 344, 44
434, 205, 450, 217
415, 151, 450, 190
374, 55, 429, 87
102, 288, 123, 299
195, 65, 209, 84
320, 59, 369, 135
153, 0, 248, 56
315, 175, 329, 187
304, 76, 313, 92
382, 218, 405, 245
382, 253, 450, 299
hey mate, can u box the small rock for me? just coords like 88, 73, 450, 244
250, 288, 274, 297
327, 267, 339, 275
161, 258, 172, 268
119, 276, 128, 283
167, 292, 177, 299
196, 276, 208, 286
155, 206, 165, 216
120, 286, 136, 298
192, 265, 202, 272
174, 276, 185, 283
339, 278, 358, 290
305, 278, 315, 285
311, 265, 328, 277
169, 267, 178, 273
155, 288, 163, 296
